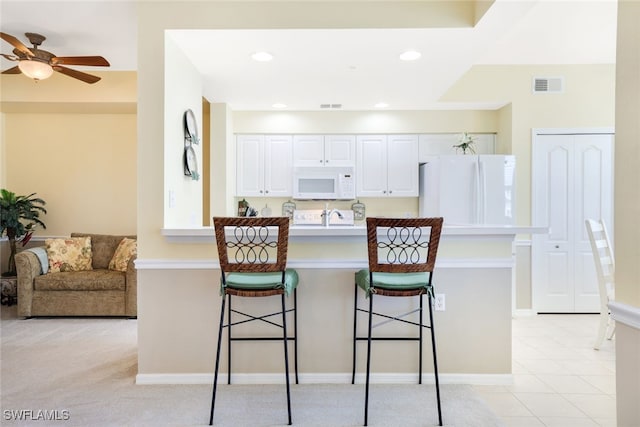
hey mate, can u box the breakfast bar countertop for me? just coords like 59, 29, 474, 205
161, 224, 548, 242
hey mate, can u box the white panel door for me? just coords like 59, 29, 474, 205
574, 138, 613, 311
236, 135, 265, 197
532, 131, 613, 313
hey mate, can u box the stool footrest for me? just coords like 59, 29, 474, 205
355, 336, 421, 341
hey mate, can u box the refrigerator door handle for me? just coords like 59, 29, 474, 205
474, 158, 482, 224
479, 159, 486, 224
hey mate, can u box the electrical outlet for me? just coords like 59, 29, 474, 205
434, 294, 445, 311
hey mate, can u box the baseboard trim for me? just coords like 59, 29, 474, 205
513, 309, 536, 317
136, 372, 512, 386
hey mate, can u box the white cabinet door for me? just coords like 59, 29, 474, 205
237, 134, 292, 197
532, 131, 613, 313
357, 134, 418, 197
387, 134, 418, 197
293, 134, 355, 166
293, 135, 324, 166
325, 135, 356, 166
356, 135, 387, 197
264, 135, 293, 197
236, 135, 265, 197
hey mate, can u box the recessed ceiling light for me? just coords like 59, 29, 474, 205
374, 102, 389, 109
399, 50, 421, 61
272, 103, 287, 109
252, 52, 274, 62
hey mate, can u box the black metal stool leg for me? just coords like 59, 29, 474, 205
281, 294, 293, 425
227, 294, 232, 385
364, 293, 373, 427
419, 293, 424, 385
428, 292, 443, 426
294, 288, 299, 385
352, 282, 358, 385
209, 294, 227, 425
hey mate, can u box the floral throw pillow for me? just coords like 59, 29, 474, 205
46, 237, 93, 273
108, 238, 137, 272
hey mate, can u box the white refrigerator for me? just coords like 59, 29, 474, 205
419, 155, 516, 225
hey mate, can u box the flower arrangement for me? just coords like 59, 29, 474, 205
453, 132, 476, 155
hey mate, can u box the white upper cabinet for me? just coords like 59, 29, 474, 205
324, 135, 356, 166
293, 134, 355, 167
418, 133, 495, 162
356, 134, 418, 197
236, 135, 264, 197
387, 135, 419, 197
237, 135, 293, 197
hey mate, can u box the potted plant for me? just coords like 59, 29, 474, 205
453, 132, 477, 155
0, 189, 47, 277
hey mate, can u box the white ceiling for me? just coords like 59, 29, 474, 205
0, 0, 617, 111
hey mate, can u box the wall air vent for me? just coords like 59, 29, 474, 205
320, 104, 342, 109
533, 77, 564, 94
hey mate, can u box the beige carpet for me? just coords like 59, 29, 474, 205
0, 305, 504, 426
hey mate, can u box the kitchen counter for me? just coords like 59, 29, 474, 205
161, 224, 547, 242
139, 224, 549, 386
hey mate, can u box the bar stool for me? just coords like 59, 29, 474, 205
352, 217, 444, 426
209, 216, 298, 426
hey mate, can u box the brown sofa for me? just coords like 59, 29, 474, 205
15, 233, 137, 318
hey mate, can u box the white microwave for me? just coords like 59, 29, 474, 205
292, 166, 356, 200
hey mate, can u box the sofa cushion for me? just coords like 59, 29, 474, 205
46, 237, 93, 273
109, 238, 137, 272
34, 269, 126, 292
71, 233, 136, 269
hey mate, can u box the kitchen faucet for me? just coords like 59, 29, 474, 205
322, 203, 343, 227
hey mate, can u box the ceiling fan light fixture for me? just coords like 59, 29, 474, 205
18, 59, 53, 81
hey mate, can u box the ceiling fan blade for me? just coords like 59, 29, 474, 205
53, 65, 101, 84
1, 53, 19, 61
0, 32, 34, 57
2, 66, 21, 74
52, 56, 110, 67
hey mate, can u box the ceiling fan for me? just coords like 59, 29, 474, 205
1, 32, 110, 84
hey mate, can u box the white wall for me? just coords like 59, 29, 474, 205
163, 34, 203, 228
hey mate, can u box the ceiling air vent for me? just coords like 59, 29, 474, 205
533, 77, 564, 94
320, 103, 342, 109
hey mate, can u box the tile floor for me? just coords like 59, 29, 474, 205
473, 314, 616, 427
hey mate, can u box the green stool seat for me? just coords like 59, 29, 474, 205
355, 269, 430, 296
223, 269, 299, 295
